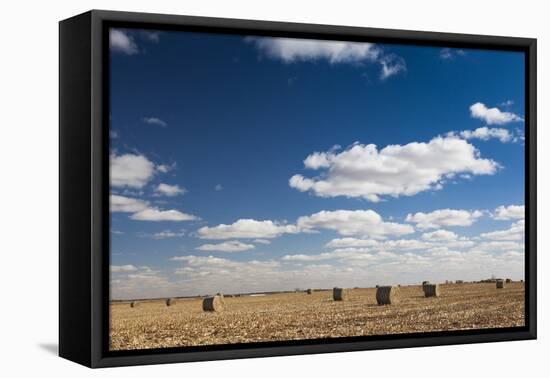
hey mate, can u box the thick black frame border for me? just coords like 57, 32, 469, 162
59, 9, 537, 368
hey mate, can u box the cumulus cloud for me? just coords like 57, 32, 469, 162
282, 249, 376, 262
110, 194, 148, 213
421, 229, 458, 241
143, 117, 167, 127
439, 48, 466, 60
481, 220, 525, 241
493, 205, 525, 220
155, 183, 186, 197
110, 194, 197, 222
130, 208, 197, 222
149, 230, 186, 239
290, 137, 499, 201
297, 210, 414, 239
406, 209, 483, 230
111, 264, 138, 273
196, 240, 256, 253
474, 241, 524, 251
248, 37, 380, 64
197, 219, 299, 240
470, 102, 523, 125
156, 163, 176, 173
380, 54, 406, 80
110, 29, 138, 55
458, 127, 513, 143
253, 239, 271, 245
110, 153, 156, 188
140, 31, 160, 42
247, 37, 405, 80
325, 238, 379, 249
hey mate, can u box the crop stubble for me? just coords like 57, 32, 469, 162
109, 282, 525, 351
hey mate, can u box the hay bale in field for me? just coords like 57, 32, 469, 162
306, 288, 313, 295
455, 280, 464, 284
423, 284, 440, 297
376, 286, 399, 305
505, 278, 512, 283
130, 301, 139, 308
203, 295, 224, 312
166, 298, 176, 306
422, 281, 430, 286
375, 285, 379, 288
496, 279, 505, 289
333, 287, 347, 301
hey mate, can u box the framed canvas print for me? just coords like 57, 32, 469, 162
59, 10, 537, 368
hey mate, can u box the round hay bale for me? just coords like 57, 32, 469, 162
333, 287, 347, 301
203, 295, 224, 312
376, 286, 399, 305
422, 281, 430, 286
496, 279, 505, 289
306, 289, 313, 295
423, 284, 440, 297
166, 298, 176, 306
130, 301, 139, 308
505, 278, 512, 283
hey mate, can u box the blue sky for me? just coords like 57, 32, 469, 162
109, 28, 525, 300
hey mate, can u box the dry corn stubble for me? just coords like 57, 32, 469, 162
110, 282, 525, 351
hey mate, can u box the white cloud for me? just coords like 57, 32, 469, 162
110, 194, 148, 213
130, 208, 197, 222
440, 48, 466, 60
111, 264, 138, 273
140, 31, 160, 42
149, 230, 186, 239
156, 163, 176, 173
378, 239, 432, 250
500, 100, 514, 107
143, 117, 167, 127
406, 209, 483, 229
458, 127, 513, 143
155, 183, 186, 197
290, 137, 499, 201
215, 184, 223, 191
247, 37, 405, 80
110, 194, 197, 223
253, 239, 271, 245
110, 153, 155, 188
493, 205, 525, 220
198, 219, 298, 240
481, 220, 524, 241
282, 249, 375, 262
470, 102, 523, 125
325, 238, 379, 249
196, 241, 256, 253
380, 55, 406, 80
110, 29, 138, 55
474, 241, 524, 251
297, 210, 414, 239
248, 37, 380, 64
421, 229, 458, 241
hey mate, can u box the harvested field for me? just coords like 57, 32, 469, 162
109, 282, 525, 351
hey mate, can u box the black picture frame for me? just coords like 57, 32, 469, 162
59, 9, 537, 368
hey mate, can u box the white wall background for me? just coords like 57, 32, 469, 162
0, 0, 546, 376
